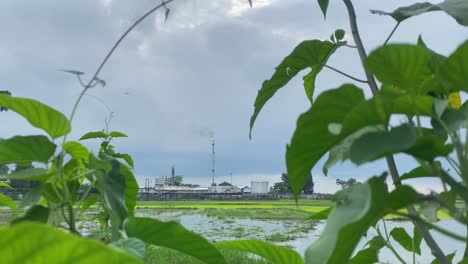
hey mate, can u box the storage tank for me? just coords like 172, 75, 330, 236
251, 181, 269, 194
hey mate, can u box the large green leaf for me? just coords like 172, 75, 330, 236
350, 125, 415, 165
400, 162, 441, 181
0, 193, 16, 210
0, 168, 50, 181
11, 205, 50, 224
286, 84, 365, 197
365, 44, 432, 93
437, 40, 468, 93
323, 126, 382, 175
304, 177, 420, 264
113, 153, 134, 168
79, 131, 107, 140
0, 95, 70, 139
250, 40, 341, 137
125, 217, 226, 264
348, 236, 385, 264
64, 141, 89, 162
370, 0, 468, 26
0, 222, 141, 263
216, 239, 303, 264
350, 125, 451, 164
109, 131, 128, 138
103, 159, 128, 236
0, 136, 56, 165
110, 238, 146, 259
390, 227, 421, 255
120, 163, 138, 216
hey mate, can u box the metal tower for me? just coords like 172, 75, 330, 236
210, 136, 216, 186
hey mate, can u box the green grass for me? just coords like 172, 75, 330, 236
265, 233, 295, 242
145, 246, 272, 264
136, 199, 332, 213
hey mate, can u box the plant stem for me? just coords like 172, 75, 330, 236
323, 65, 368, 83
379, 223, 407, 264
342, 0, 379, 94
341, 1, 449, 263
383, 22, 400, 46
56, 0, 176, 233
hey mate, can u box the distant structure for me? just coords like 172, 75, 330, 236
251, 181, 269, 194
210, 136, 216, 186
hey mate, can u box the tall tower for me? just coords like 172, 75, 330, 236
210, 136, 216, 186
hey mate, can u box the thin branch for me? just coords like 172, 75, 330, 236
342, 1, 449, 263
384, 22, 401, 46
342, 0, 379, 95
57, 0, 177, 233
393, 211, 468, 243
324, 65, 368, 83
345, 44, 357, 48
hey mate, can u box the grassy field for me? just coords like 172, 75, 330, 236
136, 199, 332, 212
135, 199, 457, 220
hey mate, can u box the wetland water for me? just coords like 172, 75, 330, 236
136, 209, 465, 263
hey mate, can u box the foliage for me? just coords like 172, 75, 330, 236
250, 0, 468, 263
335, 178, 359, 189
271, 172, 313, 194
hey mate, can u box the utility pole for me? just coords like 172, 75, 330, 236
210, 136, 215, 186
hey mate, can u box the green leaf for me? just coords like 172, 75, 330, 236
125, 217, 226, 264
305, 177, 421, 264
334, 29, 345, 40
400, 162, 441, 181
79, 131, 107, 140
110, 238, 146, 259
317, 0, 329, 18
349, 236, 385, 263
370, 0, 468, 26
286, 84, 365, 197
216, 239, 303, 264
323, 126, 382, 175
0, 181, 12, 188
11, 205, 50, 224
437, 40, 468, 93
0, 136, 56, 165
64, 141, 90, 162
390, 227, 421, 254
0, 193, 16, 210
102, 159, 128, 235
349, 125, 415, 164
350, 125, 451, 165
431, 252, 456, 264
348, 248, 378, 264
365, 44, 432, 93
109, 131, 128, 138
0, 95, 70, 139
0, 222, 142, 263
305, 176, 388, 264
80, 194, 98, 214
120, 163, 138, 216
435, 101, 468, 132
250, 40, 340, 138
113, 153, 134, 168
0, 168, 50, 181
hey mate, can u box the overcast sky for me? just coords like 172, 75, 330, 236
1, 0, 467, 193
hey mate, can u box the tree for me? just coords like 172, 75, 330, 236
271, 172, 314, 194
165, 175, 183, 186
10, 163, 37, 189
336, 178, 359, 189
218, 181, 232, 186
